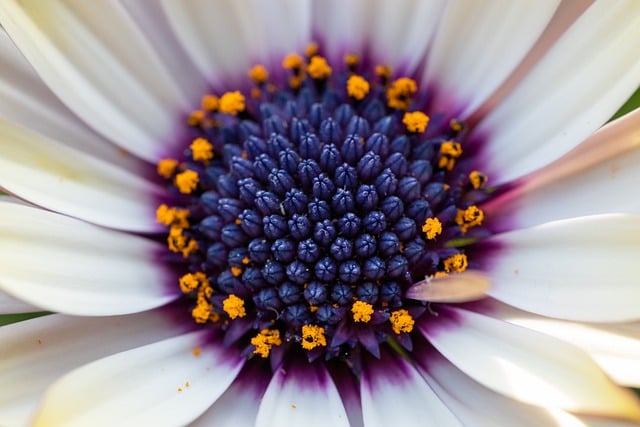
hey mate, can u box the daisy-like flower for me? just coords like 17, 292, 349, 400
1, 1, 640, 426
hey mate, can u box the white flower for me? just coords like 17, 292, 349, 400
0, 1, 640, 426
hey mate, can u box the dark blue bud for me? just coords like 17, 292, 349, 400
238, 120, 262, 141
316, 304, 341, 325
386, 254, 409, 278
357, 151, 383, 182
217, 198, 244, 222
331, 188, 355, 215
385, 152, 408, 176
355, 184, 379, 210
373, 115, 397, 135
334, 163, 358, 190
284, 101, 301, 121
230, 157, 254, 179
406, 199, 432, 223
304, 281, 328, 305
206, 242, 227, 269
424, 182, 447, 206
363, 211, 387, 234
279, 148, 301, 174
222, 144, 242, 163
374, 169, 397, 196
346, 115, 370, 137
262, 261, 285, 285
259, 103, 277, 119
221, 224, 247, 247
355, 234, 377, 258
380, 281, 402, 307
268, 169, 295, 196
363, 257, 386, 281
243, 135, 266, 160
238, 177, 260, 202
320, 118, 341, 145
271, 238, 296, 262
331, 283, 353, 305
312, 173, 335, 199
334, 103, 355, 128
216, 270, 239, 294
288, 214, 311, 240
298, 238, 320, 263
313, 219, 337, 246
356, 281, 379, 304
298, 159, 322, 189
253, 153, 278, 182
242, 267, 265, 290
263, 115, 287, 137
283, 304, 310, 328
340, 134, 364, 164
393, 216, 417, 241
227, 247, 249, 266
263, 214, 288, 239
248, 238, 270, 264
315, 257, 337, 282
299, 132, 321, 160
278, 281, 302, 304
330, 237, 353, 261
254, 288, 282, 311
403, 238, 426, 264
412, 139, 435, 160
409, 160, 433, 185
338, 260, 361, 283
309, 103, 329, 129
337, 213, 361, 237
286, 260, 311, 284
378, 231, 401, 256
266, 133, 291, 158
319, 143, 342, 172
200, 191, 220, 214
380, 196, 404, 221
254, 190, 280, 215
365, 133, 389, 157
362, 99, 385, 122
283, 189, 308, 215
390, 135, 411, 157
216, 174, 239, 198
397, 177, 421, 201
307, 199, 331, 221
198, 215, 222, 240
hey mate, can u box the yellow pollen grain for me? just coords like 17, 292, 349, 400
344, 53, 359, 67
157, 158, 178, 178
201, 94, 219, 112
347, 75, 370, 100
179, 272, 208, 294
230, 266, 242, 277
469, 171, 488, 189
283, 53, 304, 70
305, 42, 319, 58
193, 347, 201, 357
386, 77, 418, 110
190, 137, 214, 162
375, 64, 392, 80
351, 300, 374, 323
439, 141, 463, 171
219, 91, 246, 115
156, 204, 189, 228
187, 110, 205, 126
223, 294, 246, 319
192, 297, 212, 324
450, 118, 463, 132
389, 309, 414, 334
289, 74, 305, 90
443, 253, 468, 273
167, 226, 199, 258
301, 324, 327, 351
251, 329, 282, 358
402, 111, 430, 133
422, 217, 442, 240
242, 256, 250, 265
175, 170, 199, 194
248, 64, 269, 83
455, 205, 484, 233
307, 56, 332, 79
251, 87, 262, 99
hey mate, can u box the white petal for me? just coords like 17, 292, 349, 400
255, 361, 349, 427
414, 345, 583, 427
31, 331, 244, 427
313, 0, 444, 73
361, 350, 462, 427
0, 309, 191, 427
0, 202, 178, 316
191, 362, 271, 427
485, 108, 640, 231
407, 270, 491, 303
483, 299, 640, 387
484, 214, 640, 322
0, 30, 142, 171
162, 0, 310, 87
420, 307, 640, 419
471, 0, 640, 184
0, 0, 189, 162
425, 0, 560, 117
0, 117, 163, 232
0, 289, 39, 314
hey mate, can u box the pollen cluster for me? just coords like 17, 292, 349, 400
155, 45, 490, 363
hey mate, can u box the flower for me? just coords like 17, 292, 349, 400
1, 1, 640, 426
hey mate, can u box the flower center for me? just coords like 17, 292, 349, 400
156, 46, 491, 363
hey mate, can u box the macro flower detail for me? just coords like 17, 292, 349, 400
0, 1, 640, 427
